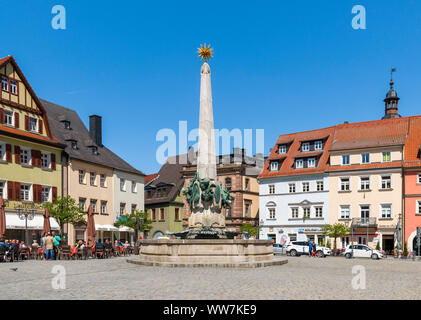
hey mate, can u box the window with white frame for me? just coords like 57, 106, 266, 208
270, 161, 278, 171
100, 201, 107, 214
418, 174, 421, 184
278, 145, 287, 154
360, 205, 370, 219
269, 208, 276, 219
342, 154, 350, 165
20, 184, 30, 201
10, 80, 17, 95
381, 175, 391, 189
0, 143, 4, 161
360, 177, 370, 190
303, 207, 310, 218
120, 203, 126, 215
301, 142, 310, 152
315, 207, 323, 218
382, 151, 391, 162
29, 118, 38, 132
340, 205, 350, 219
316, 181, 324, 191
308, 158, 316, 168
79, 198, 86, 211
1, 77, 8, 91
41, 187, 50, 202
295, 159, 304, 169
340, 177, 350, 191
0, 181, 5, 198
418, 200, 421, 214
20, 149, 30, 165
79, 170, 85, 184
381, 204, 392, 218
289, 183, 296, 193
90, 172, 96, 186
269, 185, 275, 194
41, 153, 50, 169
314, 140, 323, 150
4, 110, 13, 126
131, 181, 137, 193
120, 178, 126, 191
100, 174, 106, 187
90, 199, 97, 213
302, 182, 310, 192
291, 207, 298, 218
361, 153, 370, 164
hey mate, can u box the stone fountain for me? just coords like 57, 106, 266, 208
128, 45, 287, 267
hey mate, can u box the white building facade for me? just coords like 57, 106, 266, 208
113, 169, 145, 220
259, 174, 330, 245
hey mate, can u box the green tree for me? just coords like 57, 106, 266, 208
44, 196, 86, 242
403, 241, 408, 257
322, 223, 350, 253
240, 223, 261, 238
114, 210, 152, 243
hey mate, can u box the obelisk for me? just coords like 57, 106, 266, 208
197, 60, 217, 181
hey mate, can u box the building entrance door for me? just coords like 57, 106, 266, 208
382, 235, 394, 254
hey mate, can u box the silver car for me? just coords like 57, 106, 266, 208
273, 243, 285, 255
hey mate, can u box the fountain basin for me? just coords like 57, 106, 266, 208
127, 239, 288, 268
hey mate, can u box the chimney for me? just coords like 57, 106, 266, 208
89, 115, 102, 146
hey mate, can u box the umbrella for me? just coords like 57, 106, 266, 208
43, 208, 51, 235
86, 205, 96, 247
0, 196, 6, 242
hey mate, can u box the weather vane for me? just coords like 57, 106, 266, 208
391, 67, 396, 80
198, 43, 214, 62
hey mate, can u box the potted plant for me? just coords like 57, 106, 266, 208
402, 242, 408, 259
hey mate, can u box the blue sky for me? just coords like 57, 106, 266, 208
1, 0, 421, 174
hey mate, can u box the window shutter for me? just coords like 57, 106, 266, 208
33, 184, 38, 202
5, 144, 11, 162
36, 150, 41, 167
0, 109, 3, 124
52, 187, 57, 203
38, 119, 43, 134
37, 185, 42, 202
51, 153, 56, 170
14, 113, 19, 128
31, 150, 37, 167
14, 145, 21, 164
14, 182, 20, 201
7, 181, 14, 200
25, 116, 29, 131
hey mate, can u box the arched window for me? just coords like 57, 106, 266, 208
266, 201, 276, 219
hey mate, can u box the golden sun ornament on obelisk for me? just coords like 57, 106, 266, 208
197, 43, 214, 62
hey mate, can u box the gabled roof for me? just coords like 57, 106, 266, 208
144, 155, 185, 205
0, 56, 55, 138
259, 126, 335, 179
330, 117, 409, 151
404, 116, 421, 168
41, 99, 145, 176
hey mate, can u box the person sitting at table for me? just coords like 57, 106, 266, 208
21, 242, 27, 249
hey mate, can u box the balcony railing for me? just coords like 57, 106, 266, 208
351, 217, 377, 228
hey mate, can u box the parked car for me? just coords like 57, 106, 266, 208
344, 244, 383, 260
273, 243, 285, 255
286, 241, 331, 257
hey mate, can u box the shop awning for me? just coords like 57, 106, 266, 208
118, 226, 135, 233
95, 224, 119, 232
5, 214, 60, 231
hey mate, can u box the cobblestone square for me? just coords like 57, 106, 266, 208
0, 256, 420, 299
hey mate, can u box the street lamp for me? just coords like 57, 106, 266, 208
17, 206, 35, 246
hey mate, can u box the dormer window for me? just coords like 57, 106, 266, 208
1, 77, 8, 91
278, 145, 287, 154
308, 158, 316, 168
314, 140, 323, 150
90, 146, 98, 155
270, 161, 279, 171
63, 121, 71, 130
296, 159, 304, 169
301, 142, 310, 152
68, 140, 78, 149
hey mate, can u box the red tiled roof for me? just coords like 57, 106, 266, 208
0, 124, 63, 147
330, 117, 409, 151
293, 150, 324, 158
144, 174, 158, 185
404, 116, 421, 168
259, 126, 335, 179
327, 161, 402, 172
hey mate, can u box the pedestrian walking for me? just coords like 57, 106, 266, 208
44, 233, 54, 261
313, 242, 317, 257
308, 241, 313, 257
52, 232, 61, 260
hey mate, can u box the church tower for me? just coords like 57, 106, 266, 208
382, 70, 401, 119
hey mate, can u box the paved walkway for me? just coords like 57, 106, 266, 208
0, 256, 420, 299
